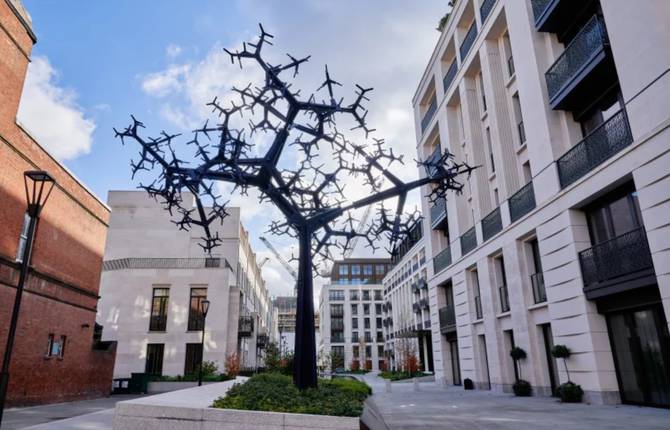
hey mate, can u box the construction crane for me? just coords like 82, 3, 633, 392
259, 257, 271, 269
259, 236, 298, 295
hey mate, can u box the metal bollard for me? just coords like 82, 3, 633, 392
413, 378, 420, 391
385, 380, 392, 393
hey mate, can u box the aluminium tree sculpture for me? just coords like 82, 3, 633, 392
115, 25, 474, 389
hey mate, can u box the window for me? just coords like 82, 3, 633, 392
350, 290, 359, 301
352, 331, 359, 342
15, 212, 30, 262
522, 162, 532, 184
503, 32, 514, 77
338, 264, 349, 276
378, 345, 384, 356
364, 318, 371, 329
184, 343, 203, 375
376, 317, 382, 327
363, 304, 370, 315
145, 343, 164, 375
585, 184, 642, 245
45, 334, 66, 358
188, 288, 207, 331
375, 304, 382, 315
330, 304, 344, 317
363, 291, 371, 301
374, 290, 383, 301
363, 265, 373, 276
375, 264, 386, 275
376, 331, 384, 342
512, 93, 525, 145
351, 265, 361, 276
352, 318, 359, 329
495, 256, 510, 313
351, 304, 358, 315
479, 72, 487, 112
486, 128, 495, 173
353, 345, 359, 358
329, 290, 345, 301
149, 288, 169, 331
365, 345, 372, 358
472, 270, 483, 319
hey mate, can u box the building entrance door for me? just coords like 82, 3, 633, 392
449, 339, 461, 385
607, 305, 670, 407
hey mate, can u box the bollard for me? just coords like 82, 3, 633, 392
385, 380, 392, 393
413, 378, 420, 391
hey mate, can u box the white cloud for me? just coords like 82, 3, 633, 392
140, 64, 190, 98
17, 56, 96, 161
166, 43, 183, 59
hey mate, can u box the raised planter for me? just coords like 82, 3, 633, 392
113, 377, 367, 429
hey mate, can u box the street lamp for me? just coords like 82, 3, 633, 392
197, 299, 210, 387
0, 171, 56, 426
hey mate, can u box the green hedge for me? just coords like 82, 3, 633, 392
211, 373, 370, 417
379, 371, 424, 381
151, 373, 233, 382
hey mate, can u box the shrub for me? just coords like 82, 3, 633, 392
557, 382, 583, 403
364, 360, 372, 371
280, 353, 294, 375
551, 345, 571, 359
350, 360, 360, 371
378, 370, 423, 381
406, 354, 420, 374
151, 373, 232, 382
200, 360, 219, 378
212, 373, 370, 417
512, 379, 532, 397
225, 352, 241, 378
379, 360, 388, 372
265, 342, 282, 372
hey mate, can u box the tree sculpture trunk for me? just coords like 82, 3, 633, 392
293, 230, 317, 388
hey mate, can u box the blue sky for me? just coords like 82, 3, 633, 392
19, 0, 444, 297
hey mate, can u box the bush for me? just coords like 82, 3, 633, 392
557, 382, 583, 403
512, 379, 532, 397
212, 373, 370, 417
225, 352, 241, 378
379, 370, 423, 381
551, 345, 571, 359
151, 373, 233, 382
201, 360, 219, 378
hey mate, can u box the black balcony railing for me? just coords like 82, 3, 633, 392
412, 282, 421, 294
413, 302, 421, 313
482, 207, 502, 242
474, 295, 483, 320
499, 285, 510, 313
238, 316, 254, 337
421, 98, 437, 133
459, 22, 478, 61
480, 0, 496, 24
557, 109, 633, 188
433, 246, 452, 274
461, 226, 477, 255
430, 198, 448, 229
420, 298, 430, 310
545, 15, 608, 105
257, 334, 269, 348
531, 272, 547, 304
439, 305, 456, 333
443, 60, 458, 94
149, 315, 167, 332
509, 181, 536, 223
579, 227, 654, 292
419, 278, 428, 290
531, 0, 553, 25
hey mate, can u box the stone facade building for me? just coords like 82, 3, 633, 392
97, 191, 275, 378
0, 0, 116, 406
319, 258, 391, 372
414, 0, 670, 406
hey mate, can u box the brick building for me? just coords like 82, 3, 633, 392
0, 0, 116, 406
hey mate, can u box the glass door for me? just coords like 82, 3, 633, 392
607, 305, 670, 407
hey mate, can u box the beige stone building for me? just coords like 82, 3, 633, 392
97, 191, 274, 378
414, 0, 670, 406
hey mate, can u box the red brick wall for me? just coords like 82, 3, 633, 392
0, 1, 116, 406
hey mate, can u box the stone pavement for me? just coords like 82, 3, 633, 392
3, 395, 141, 430
358, 372, 670, 430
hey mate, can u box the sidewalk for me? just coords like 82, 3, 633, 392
360, 373, 670, 430
3, 395, 141, 430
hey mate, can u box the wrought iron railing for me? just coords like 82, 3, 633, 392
433, 246, 452, 274
238, 316, 254, 337
443, 60, 458, 94
474, 295, 483, 319
545, 15, 608, 103
557, 109, 633, 188
439, 305, 456, 331
149, 315, 167, 332
531, 272, 547, 304
482, 207, 502, 242
421, 97, 438, 133
579, 227, 654, 288
480, 0, 496, 24
531, 0, 553, 24
460, 22, 478, 61
430, 198, 447, 227
420, 298, 430, 309
509, 181, 536, 223
461, 226, 477, 255
499, 285, 510, 313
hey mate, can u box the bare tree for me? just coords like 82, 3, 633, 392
115, 25, 473, 388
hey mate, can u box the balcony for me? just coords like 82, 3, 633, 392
531, 0, 578, 33
256, 334, 269, 348
499, 285, 510, 313
421, 97, 437, 134
420, 298, 430, 310
460, 226, 477, 255
579, 227, 656, 300
443, 60, 458, 94
557, 109, 633, 188
238, 316, 254, 337
480, 0, 496, 24
545, 16, 616, 110
482, 207, 502, 242
509, 181, 536, 223
431, 198, 449, 231
418, 278, 428, 290
413, 302, 421, 313
433, 246, 452, 274
439, 305, 456, 334
459, 22, 478, 62
531, 272, 547, 304
412, 282, 421, 294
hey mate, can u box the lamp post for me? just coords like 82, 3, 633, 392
0, 171, 55, 426
197, 299, 210, 387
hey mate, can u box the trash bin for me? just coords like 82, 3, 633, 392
129, 373, 150, 394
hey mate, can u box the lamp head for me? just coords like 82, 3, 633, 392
201, 299, 210, 318
24, 170, 56, 217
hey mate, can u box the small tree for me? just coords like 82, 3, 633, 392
200, 360, 219, 378
329, 351, 344, 373
225, 352, 241, 378
551, 345, 572, 381
350, 359, 360, 371
510, 346, 527, 381
265, 342, 282, 372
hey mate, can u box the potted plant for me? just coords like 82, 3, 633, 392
551, 345, 583, 403
510, 346, 531, 396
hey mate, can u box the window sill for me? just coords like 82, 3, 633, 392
505, 73, 516, 89
527, 301, 548, 311
480, 110, 489, 122
488, 171, 496, 181
496, 311, 511, 319
472, 318, 484, 325
516, 142, 527, 154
